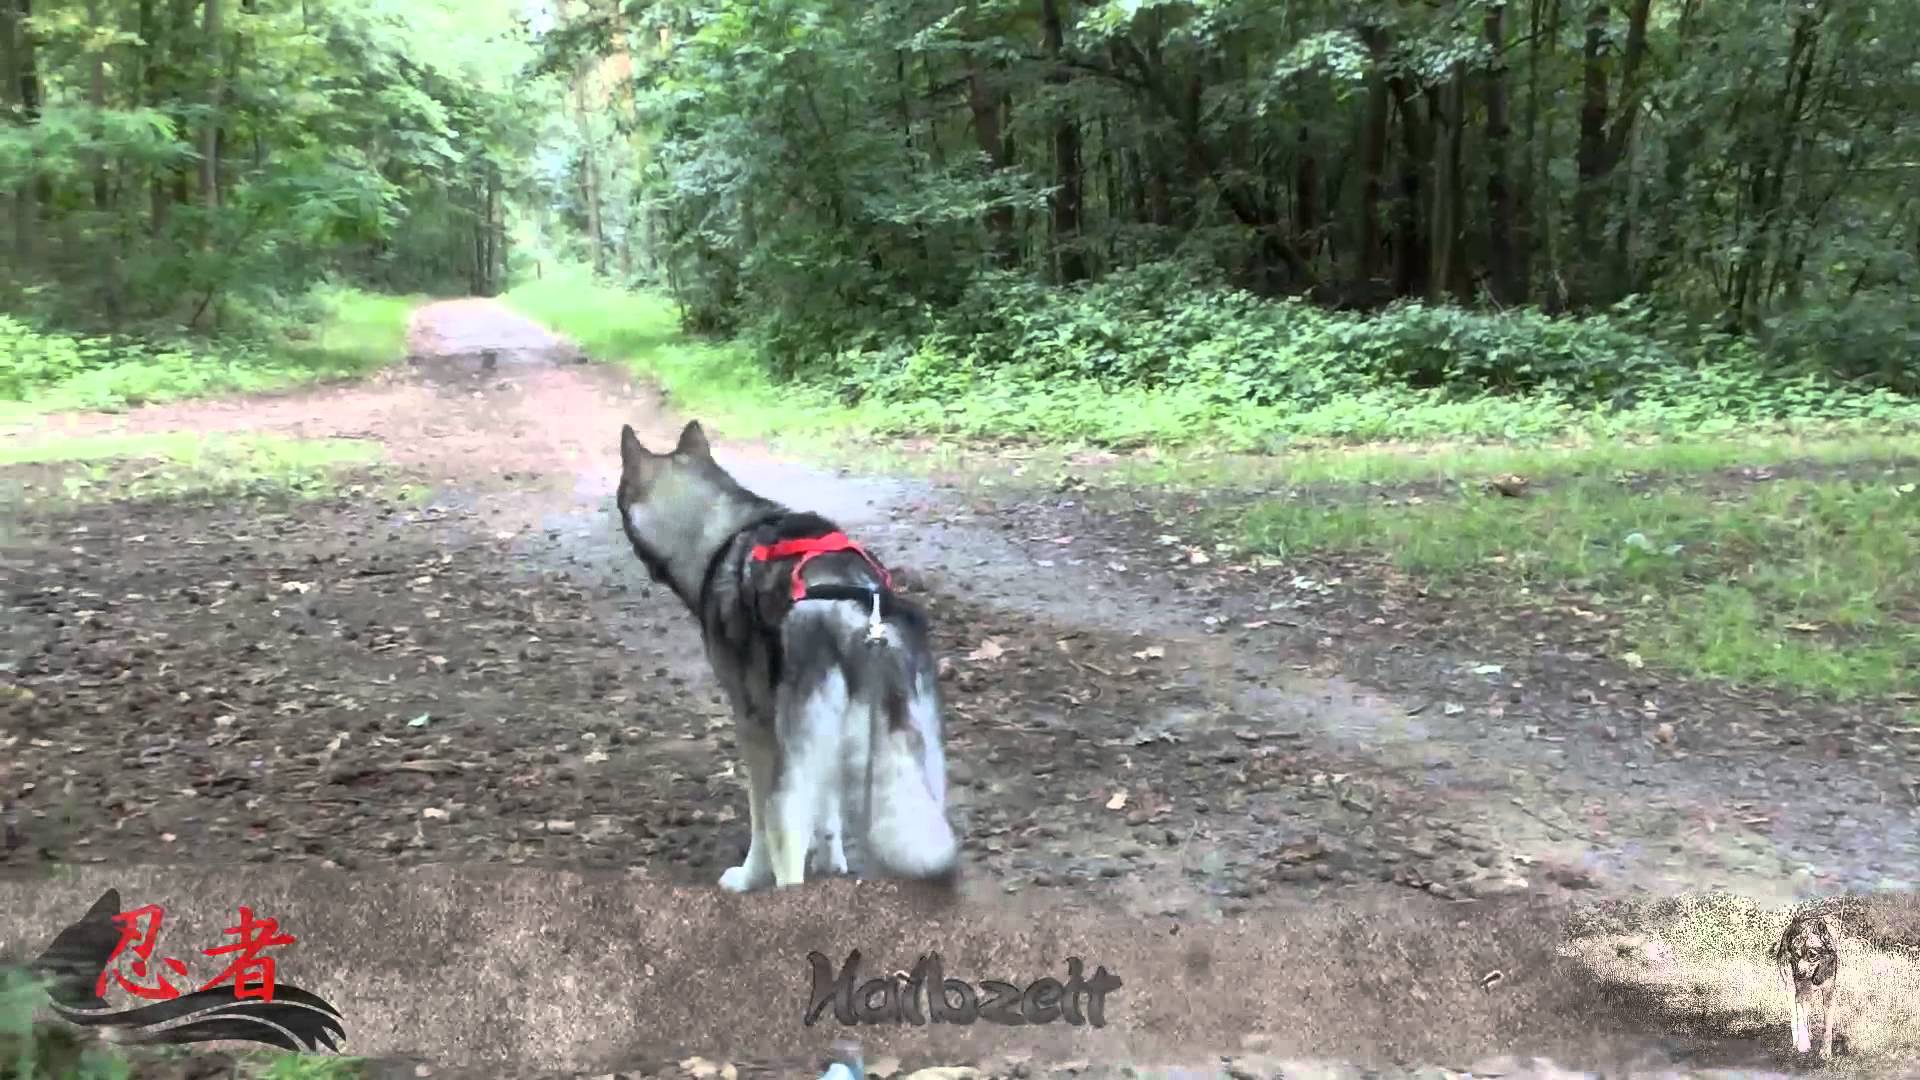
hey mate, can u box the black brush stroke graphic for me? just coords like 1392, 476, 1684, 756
29, 888, 348, 1053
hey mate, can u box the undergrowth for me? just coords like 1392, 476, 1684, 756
0, 285, 417, 417
508, 262, 1920, 451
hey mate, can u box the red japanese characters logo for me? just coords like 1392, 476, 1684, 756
94, 903, 299, 1004
31, 889, 346, 1053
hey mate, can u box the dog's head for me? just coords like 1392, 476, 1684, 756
1775, 914, 1841, 990
617, 420, 753, 604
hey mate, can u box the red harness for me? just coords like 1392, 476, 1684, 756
750, 531, 894, 602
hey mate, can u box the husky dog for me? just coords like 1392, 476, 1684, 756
1772, 905, 1844, 1058
615, 421, 959, 891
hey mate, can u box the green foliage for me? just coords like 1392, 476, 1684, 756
254, 1053, 366, 1080
0, 286, 414, 414
0, 968, 130, 1080
1, 0, 554, 329
800, 264, 1920, 448
525, 0, 1920, 440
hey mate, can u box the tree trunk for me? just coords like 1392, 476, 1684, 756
1, 0, 20, 269
965, 51, 1015, 266
1040, 0, 1088, 283
1732, 4, 1821, 323
1428, 67, 1468, 303
488, 164, 503, 295
1515, 0, 1544, 302
87, 0, 127, 324
199, 0, 222, 212
140, 0, 168, 236
1387, 73, 1432, 299
87, 0, 110, 213
576, 79, 605, 276
1483, 2, 1518, 304
12, 0, 44, 267
1572, 1, 1611, 306
1355, 23, 1391, 294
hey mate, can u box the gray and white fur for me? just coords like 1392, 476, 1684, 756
1773, 907, 1843, 1058
615, 420, 959, 891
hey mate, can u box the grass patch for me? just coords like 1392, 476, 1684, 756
1238, 444, 1920, 699
0, 432, 391, 509
824, 428, 1920, 495
0, 285, 419, 418
503, 270, 851, 449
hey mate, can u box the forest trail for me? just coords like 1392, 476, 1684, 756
5, 298, 1914, 1076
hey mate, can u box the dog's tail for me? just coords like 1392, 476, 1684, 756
850, 615, 960, 883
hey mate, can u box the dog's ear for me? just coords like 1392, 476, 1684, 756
675, 420, 711, 459
620, 424, 660, 486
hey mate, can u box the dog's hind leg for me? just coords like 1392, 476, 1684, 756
767, 781, 816, 888
767, 676, 846, 888
817, 784, 849, 876
719, 726, 777, 893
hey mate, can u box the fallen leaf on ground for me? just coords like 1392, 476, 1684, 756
966, 638, 1006, 662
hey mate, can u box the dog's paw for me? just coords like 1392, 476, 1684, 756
719, 864, 766, 893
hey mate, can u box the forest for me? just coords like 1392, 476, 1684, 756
2, 0, 1917, 443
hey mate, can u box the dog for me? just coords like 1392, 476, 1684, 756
615, 420, 959, 891
1772, 904, 1844, 1058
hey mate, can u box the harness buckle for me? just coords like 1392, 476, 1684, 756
864, 590, 886, 646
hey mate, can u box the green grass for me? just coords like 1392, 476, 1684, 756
503, 270, 851, 449
1238, 448, 1920, 699
0, 285, 419, 419
0, 432, 391, 508
824, 427, 1920, 493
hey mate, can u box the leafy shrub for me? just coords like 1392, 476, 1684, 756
735, 261, 1920, 447
0, 286, 411, 412
1760, 288, 1920, 393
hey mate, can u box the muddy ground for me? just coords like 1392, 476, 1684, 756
3, 300, 1918, 1077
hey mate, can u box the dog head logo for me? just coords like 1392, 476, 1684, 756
29, 889, 345, 1054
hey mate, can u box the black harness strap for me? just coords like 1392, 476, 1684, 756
696, 510, 787, 618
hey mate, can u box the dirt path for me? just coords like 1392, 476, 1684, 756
5, 299, 1917, 1076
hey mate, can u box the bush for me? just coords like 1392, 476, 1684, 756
0, 286, 414, 412
756, 262, 1920, 448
